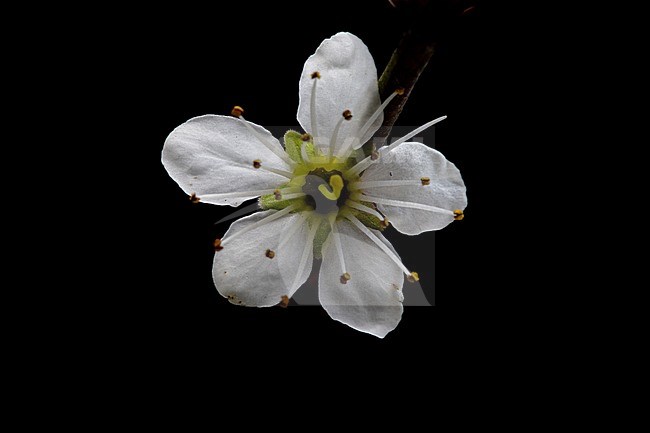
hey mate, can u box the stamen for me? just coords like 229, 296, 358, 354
290, 217, 320, 294
352, 90, 401, 150
201, 188, 281, 201
345, 200, 385, 221
189, 193, 200, 203
386, 115, 448, 152
310, 72, 320, 148
352, 193, 455, 216
350, 179, 430, 190
301, 140, 311, 163
340, 273, 351, 284
258, 165, 294, 179
406, 272, 420, 283
201, 189, 294, 200
453, 209, 465, 220
213, 238, 223, 251
345, 115, 448, 177
252, 159, 262, 169
221, 205, 297, 247
346, 214, 412, 277
230, 106, 244, 118
328, 219, 348, 277
301, 133, 311, 141
279, 295, 290, 308
265, 249, 276, 259
328, 110, 352, 159
420, 177, 431, 185
238, 114, 295, 167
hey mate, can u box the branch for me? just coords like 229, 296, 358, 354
365, 0, 478, 154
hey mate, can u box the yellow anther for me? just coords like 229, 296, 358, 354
453, 209, 464, 221
395, 87, 405, 95
279, 295, 290, 308
301, 133, 312, 141
274, 189, 282, 200
317, 174, 344, 201
407, 272, 420, 283
231, 106, 244, 118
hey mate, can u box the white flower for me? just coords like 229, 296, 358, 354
162, 32, 467, 338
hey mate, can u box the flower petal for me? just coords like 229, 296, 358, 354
360, 142, 467, 235
319, 220, 404, 338
162, 115, 291, 206
213, 211, 314, 307
297, 32, 382, 154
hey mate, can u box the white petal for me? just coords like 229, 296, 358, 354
297, 32, 382, 154
162, 115, 291, 206
213, 211, 313, 307
360, 142, 467, 235
319, 220, 404, 338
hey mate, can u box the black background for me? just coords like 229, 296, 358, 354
121, 0, 511, 364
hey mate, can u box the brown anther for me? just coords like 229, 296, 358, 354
407, 272, 420, 283
311, 71, 321, 79
265, 249, 275, 259
189, 193, 200, 203
279, 295, 290, 308
395, 87, 405, 96
453, 209, 464, 221
340, 273, 351, 284
301, 133, 312, 141
230, 106, 244, 118
420, 177, 431, 186
371, 150, 379, 160
213, 238, 223, 251
253, 159, 262, 169
274, 189, 282, 200
342, 109, 353, 120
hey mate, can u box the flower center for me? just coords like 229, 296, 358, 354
302, 168, 350, 215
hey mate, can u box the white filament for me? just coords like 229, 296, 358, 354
310, 78, 320, 148
345, 115, 448, 177
346, 214, 411, 277
350, 180, 426, 190
290, 217, 320, 293
345, 200, 385, 221
222, 205, 297, 246
355, 194, 454, 216
239, 115, 295, 167
329, 220, 347, 275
